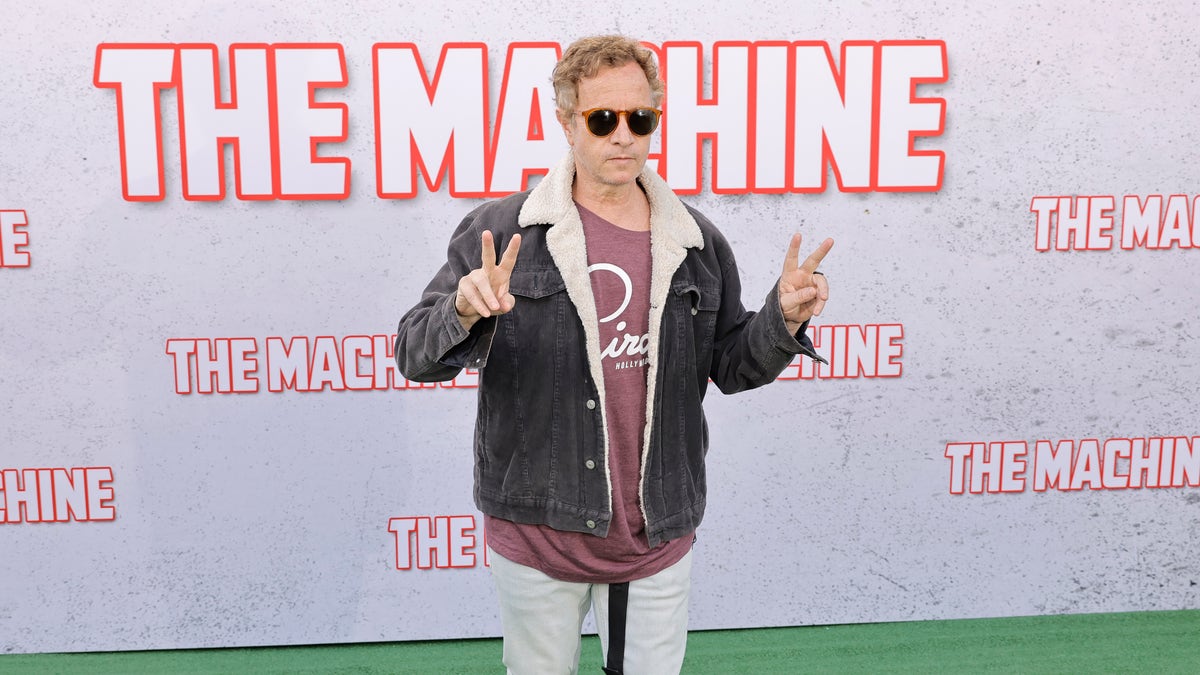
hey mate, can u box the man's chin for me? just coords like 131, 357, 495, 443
603, 162, 643, 183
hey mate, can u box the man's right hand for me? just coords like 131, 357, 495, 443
455, 230, 522, 330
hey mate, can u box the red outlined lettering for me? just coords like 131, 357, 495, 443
1155, 195, 1195, 249
93, 45, 177, 201
1032, 439, 1075, 491
170, 334, 477, 394
1123, 193, 1200, 250
171, 326, 890, 394
944, 443, 972, 494
1171, 437, 1200, 487
1121, 194, 1165, 249
1030, 195, 1117, 251
374, 42, 564, 198
177, 44, 274, 200
165, 337, 260, 394
658, 40, 946, 194
309, 335, 345, 391
1069, 439, 1104, 490
265, 335, 311, 392
747, 42, 793, 193
0, 467, 116, 524
875, 41, 948, 192
775, 323, 904, 381
658, 41, 752, 194
0, 210, 31, 268
342, 335, 374, 390
1101, 438, 1132, 489
388, 515, 481, 569
789, 40, 877, 193
487, 42, 562, 195
944, 441, 1026, 495
1035, 194, 1200, 251
98, 40, 947, 200
272, 44, 350, 199
373, 43, 491, 198
952, 435, 1200, 494
96, 43, 350, 201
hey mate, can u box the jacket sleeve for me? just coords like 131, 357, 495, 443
393, 207, 500, 383
707, 228, 821, 395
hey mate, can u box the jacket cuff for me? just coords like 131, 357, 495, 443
438, 291, 498, 369
764, 282, 822, 363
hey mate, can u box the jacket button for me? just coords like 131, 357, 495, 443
586, 399, 596, 410
586, 520, 596, 529
585, 459, 596, 470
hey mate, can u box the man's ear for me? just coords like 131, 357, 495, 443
557, 109, 575, 146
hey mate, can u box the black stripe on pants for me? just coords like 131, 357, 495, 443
602, 581, 630, 674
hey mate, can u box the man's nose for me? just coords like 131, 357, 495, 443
609, 116, 635, 143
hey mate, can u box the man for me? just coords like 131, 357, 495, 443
394, 35, 832, 675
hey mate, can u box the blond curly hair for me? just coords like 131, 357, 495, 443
552, 35, 664, 118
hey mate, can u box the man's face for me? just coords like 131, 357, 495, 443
560, 61, 655, 194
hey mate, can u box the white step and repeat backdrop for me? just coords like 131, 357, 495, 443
3, 0, 1199, 655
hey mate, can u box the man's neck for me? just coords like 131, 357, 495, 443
572, 180, 651, 232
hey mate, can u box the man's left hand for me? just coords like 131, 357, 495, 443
778, 234, 834, 335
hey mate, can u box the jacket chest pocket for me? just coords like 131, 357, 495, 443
502, 269, 572, 353
670, 279, 721, 345
509, 269, 567, 301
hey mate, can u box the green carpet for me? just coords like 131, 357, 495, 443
3, 610, 1198, 674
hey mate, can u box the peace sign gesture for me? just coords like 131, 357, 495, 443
778, 233, 834, 335
455, 230, 522, 330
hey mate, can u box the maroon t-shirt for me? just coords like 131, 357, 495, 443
485, 203, 693, 583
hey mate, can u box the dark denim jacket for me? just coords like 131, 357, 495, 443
394, 154, 819, 547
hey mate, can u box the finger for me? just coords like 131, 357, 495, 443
456, 277, 490, 318
781, 286, 819, 311
471, 270, 502, 312
811, 296, 827, 317
799, 237, 834, 274
498, 291, 517, 313
497, 233, 522, 274
461, 271, 500, 314
781, 233, 802, 277
480, 230, 497, 273
814, 272, 829, 301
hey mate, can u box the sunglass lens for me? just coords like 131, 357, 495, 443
586, 109, 618, 136
628, 109, 659, 136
